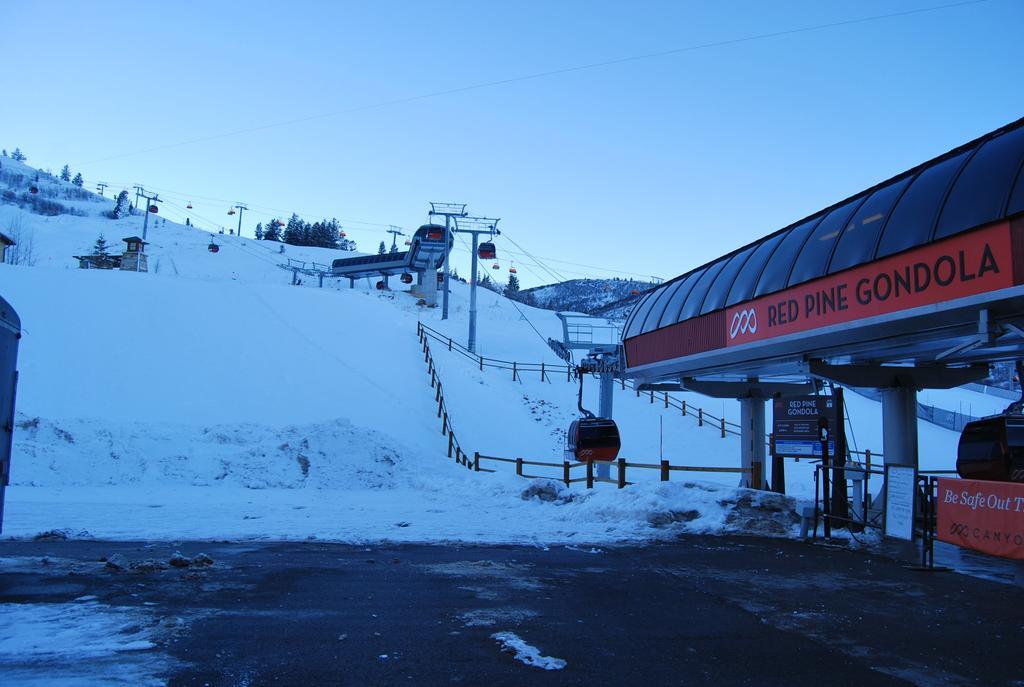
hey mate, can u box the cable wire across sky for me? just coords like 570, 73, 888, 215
80, 0, 992, 167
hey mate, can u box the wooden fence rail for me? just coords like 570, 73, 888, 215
416, 322, 759, 489
418, 321, 744, 438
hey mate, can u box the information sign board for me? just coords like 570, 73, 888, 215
884, 465, 917, 541
772, 395, 837, 458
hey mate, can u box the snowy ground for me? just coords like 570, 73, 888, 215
0, 159, 977, 544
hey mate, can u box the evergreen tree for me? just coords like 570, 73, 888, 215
1, 150, 6, 157
92, 234, 110, 257
283, 213, 305, 245
264, 219, 282, 241
480, 273, 493, 290
254, 222, 264, 240
112, 190, 130, 219
504, 272, 521, 298
378, 241, 386, 255
11, 148, 26, 161
60, 165, 71, 182
72, 172, 84, 187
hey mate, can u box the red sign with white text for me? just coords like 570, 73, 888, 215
724, 221, 1016, 347
936, 477, 1024, 559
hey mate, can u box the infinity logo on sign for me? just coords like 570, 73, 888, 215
729, 308, 757, 339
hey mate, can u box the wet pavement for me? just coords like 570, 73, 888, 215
1, 536, 1022, 686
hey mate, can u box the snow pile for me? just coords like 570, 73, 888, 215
491, 632, 566, 671
13, 415, 423, 490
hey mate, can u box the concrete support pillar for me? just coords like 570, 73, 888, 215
597, 371, 614, 480
881, 387, 918, 469
740, 396, 766, 489
420, 269, 438, 306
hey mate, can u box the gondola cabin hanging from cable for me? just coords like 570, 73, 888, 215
186, 202, 193, 209
227, 208, 236, 216
491, 262, 499, 270
508, 265, 517, 274
478, 242, 496, 260
567, 418, 622, 462
29, 186, 38, 195
404, 239, 411, 246
400, 273, 413, 284
375, 280, 386, 290
148, 204, 159, 214
566, 367, 621, 462
340, 231, 347, 238
208, 241, 219, 253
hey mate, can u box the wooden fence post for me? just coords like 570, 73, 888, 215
441, 413, 448, 436
649, 390, 654, 404
512, 362, 518, 382
567, 366, 572, 383
621, 378, 625, 390
682, 399, 687, 416
474, 452, 480, 472
455, 447, 462, 465
664, 392, 669, 408
660, 459, 670, 482
751, 461, 762, 490
720, 417, 726, 438
448, 431, 453, 457
563, 461, 571, 487
698, 408, 704, 426
617, 459, 626, 488
430, 368, 436, 388
586, 460, 594, 489
448, 337, 452, 352
435, 383, 441, 402
479, 355, 484, 371
635, 387, 640, 398
516, 458, 523, 477
437, 394, 443, 418
540, 362, 546, 382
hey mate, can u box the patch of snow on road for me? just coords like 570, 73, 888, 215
491, 631, 566, 670
0, 601, 172, 686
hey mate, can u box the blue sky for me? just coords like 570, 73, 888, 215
3, 0, 1022, 286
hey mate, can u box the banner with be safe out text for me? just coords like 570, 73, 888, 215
936, 478, 1024, 559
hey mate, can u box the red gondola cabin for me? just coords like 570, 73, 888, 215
567, 418, 621, 462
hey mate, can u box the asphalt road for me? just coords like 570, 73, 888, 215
1, 536, 1022, 686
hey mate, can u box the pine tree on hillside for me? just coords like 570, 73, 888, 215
505, 272, 521, 298
283, 213, 305, 245
11, 148, 26, 161
93, 234, 110, 257
72, 172, 84, 187
264, 219, 282, 241
378, 241, 386, 255
112, 190, 130, 219
60, 165, 71, 182
254, 222, 264, 240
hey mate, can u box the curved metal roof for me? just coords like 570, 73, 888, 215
623, 118, 1024, 341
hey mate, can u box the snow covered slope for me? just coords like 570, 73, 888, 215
0, 158, 970, 543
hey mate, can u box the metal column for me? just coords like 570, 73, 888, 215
740, 396, 766, 489
469, 233, 479, 353
441, 215, 451, 319
881, 387, 918, 468
597, 370, 614, 479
